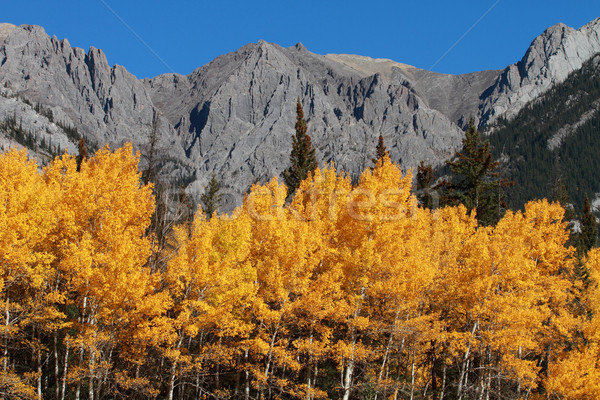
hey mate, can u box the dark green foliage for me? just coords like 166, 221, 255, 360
142, 117, 160, 185
416, 161, 435, 209
200, 173, 222, 217
572, 194, 597, 319
34, 102, 54, 122
282, 98, 317, 198
56, 120, 81, 143
76, 138, 88, 172
486, 54, 600, 212
0, 114, 55, 157
550, 175, 577, 245
371, 132, 389, 165
440, 118, 512, 225
0, 105, 97, 160
578, 194, 598, 254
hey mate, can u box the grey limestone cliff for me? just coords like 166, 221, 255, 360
0, 23, 190, 178
480, 18, 600, 126
146, 41, 466, 201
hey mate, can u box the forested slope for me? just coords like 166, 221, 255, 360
487, 53, 600, 212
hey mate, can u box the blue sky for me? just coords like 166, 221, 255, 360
3, 1, 599, 79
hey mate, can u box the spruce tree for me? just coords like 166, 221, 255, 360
371, 132, 389, 165
578, 194, 598, 254
200, 173, 222, 217
282, 98, 317, 199
416, 161, 434, 209
442, 118, 511, 225
76, 138, 88, 172
550, 174, 577, 246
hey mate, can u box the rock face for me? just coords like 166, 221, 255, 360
0, 24, 190, 176
146, 41, 467, 201
479, 18, 600, 126
1, 19, 599, 209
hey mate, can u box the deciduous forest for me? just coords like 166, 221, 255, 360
0, 145, 598, 399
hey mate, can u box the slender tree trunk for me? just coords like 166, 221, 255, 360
233, 353, 241, 397
76, 296, 88, 400
258, 321, 281, 399
4, 297, 9, 372
342, 352, 355, 400
546, 343, 552, 400
215, 336, 222, 392
306, 330, 313, 400
37, 329, 42, 400
410, 348, 416, 400
458, 321, 478, 400
260, 325, 280, 400
87, 312, 97, 400
54, 332, 60, 400
375, 306, 402, 400
61, 341, 69, 400
195, 372, 201, 399
342, 289, 365, 400
244, 348, 250, 400
484, 349, 492, 400
439, 358, 446, 400
88, 349, 95, 400
75, 354, 82, 400
312, 363, 318, 399
96, 346, 112, 400
342, 326, 360, 400
167, 357, 177, 400
168, 335, 184, 400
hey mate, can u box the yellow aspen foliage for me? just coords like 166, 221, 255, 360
43, 144, 158, 395
44, 144, 155, 318
546, 247, 600, 399
161, 206, 256, 397
0, 148, 58, 398
288, 166, 352, 399
0, 143, 591, 399
242, 177, 328, 396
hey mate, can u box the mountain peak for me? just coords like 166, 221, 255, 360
478, 16, 600, 125
293, 42, 307, 52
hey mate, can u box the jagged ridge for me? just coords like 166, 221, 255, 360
1, 18, 599, 210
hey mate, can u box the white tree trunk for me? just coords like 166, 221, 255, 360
168, 335, 184, 400
61, 341, 69, 400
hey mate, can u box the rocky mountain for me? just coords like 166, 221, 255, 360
0, 23, 190, 175
480, 18, 600, 126
1, 18, 599, 209
145, 41, 473, 200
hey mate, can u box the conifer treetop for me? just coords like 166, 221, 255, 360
372, 132, 389, 166
200, 172, 222, 217
282, 98, 317, 199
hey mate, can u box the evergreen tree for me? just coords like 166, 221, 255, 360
142, 115, 160, 185
282, 98, 317, 198
579, 194, 598, 254
550, 174, 577, 245
371, 132, 389, 166
200, 173, 222, 217
442, 118, 511, 225
76, 138, 88, 172
416, 161, 434, 209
